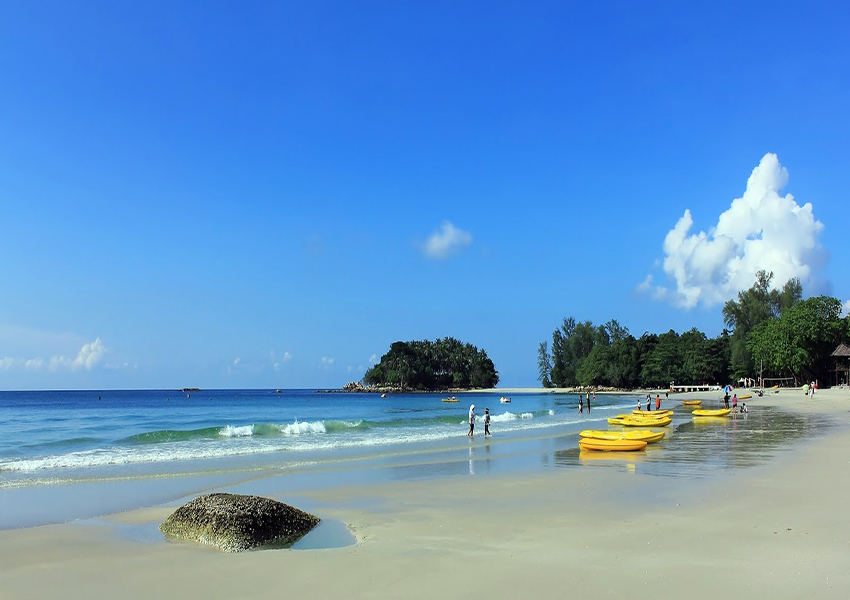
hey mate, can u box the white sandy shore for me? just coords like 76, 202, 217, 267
1, 387, 848, 599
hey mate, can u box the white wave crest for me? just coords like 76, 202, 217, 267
219, 425, 254, 437
279, 420, 326, 435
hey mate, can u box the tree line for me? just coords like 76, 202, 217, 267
537, 271, 849, 389
364, 337, 499, 390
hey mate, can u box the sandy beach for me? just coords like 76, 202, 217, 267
1, 387, 848, 599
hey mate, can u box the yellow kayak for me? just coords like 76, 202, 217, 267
578, 438, 647, 452
682, 400, 702, 406
738, 394, 752, 400
693, 408, 731, 417
621, 416, 671, 427
632, 409, 673, 416
580, 430, 665, 444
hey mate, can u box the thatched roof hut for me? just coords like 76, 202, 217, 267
830, 343, 850, 386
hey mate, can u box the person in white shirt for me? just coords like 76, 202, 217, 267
740, 403, 748, 414
468, 404, 475, 437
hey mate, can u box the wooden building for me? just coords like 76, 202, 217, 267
830, 343, 850, 386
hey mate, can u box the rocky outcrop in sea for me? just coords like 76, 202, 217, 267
159, 493, 321, 552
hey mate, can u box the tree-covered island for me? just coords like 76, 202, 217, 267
363, 337, 499, 391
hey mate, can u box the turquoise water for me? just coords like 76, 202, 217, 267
0, 389, 827, 530
0, 389, 632, 484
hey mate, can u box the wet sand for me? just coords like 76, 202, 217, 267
1, 387, 848, 599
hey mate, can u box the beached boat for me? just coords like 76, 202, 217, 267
682, 400, 702, 406
693, 408, 731, 417
621, 416, 671, 427
738, 394, 752, 400
579, 430, 665, 444
578, 438, 647, 452
632, 409, 673, 417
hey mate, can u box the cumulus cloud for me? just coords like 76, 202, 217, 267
422, 221, 473, 259
49, 338, 106, 371
321, 356, 335, 369
0, 357, 14, 370
642, 153, 825, 308
25, 358, 44, 371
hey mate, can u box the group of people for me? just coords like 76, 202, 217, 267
638, 392, 666, 411
807, 381, 818, 399
723, 391, 749, 413
467, 404, 491, 437
578, 391, 595, 413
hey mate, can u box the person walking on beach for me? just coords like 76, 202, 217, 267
655, 394, 661, 411
468, 404, 475, 437
637, 397, 642, 411
724, 392, 730, 409
484, 408, 491, 437
646, 395, 651, 411
732, 394, 738, 411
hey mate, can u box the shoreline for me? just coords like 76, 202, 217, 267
1, 388, 848, 598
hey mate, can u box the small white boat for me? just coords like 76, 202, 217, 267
500, 396, 511, 403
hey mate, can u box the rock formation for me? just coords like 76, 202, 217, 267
159, 493, 320, 552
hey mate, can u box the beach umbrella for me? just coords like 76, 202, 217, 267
723, 385, 734, 393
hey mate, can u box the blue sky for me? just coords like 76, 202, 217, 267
1, 1, 848, 390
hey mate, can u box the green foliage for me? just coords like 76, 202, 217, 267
748, 296, 849, 383
537, 341, 552, 387
364, 337, 499, 390
722, 271, 802, 378
540, 318, 731, 389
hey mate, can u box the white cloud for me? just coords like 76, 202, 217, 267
270, 350, 292, 372
347, 365, 353, 373
369, 353, 378, 364
321, 356, 335, 369
25, 358, 44, 371
422, 221, 473, 259
49, 338, 106, 371
644, 153, 825, 308
0, 357, 14, 370
842, 300, 850, 317
233, 357, 241, 366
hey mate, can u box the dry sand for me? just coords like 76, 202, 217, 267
1, 387, 848, 599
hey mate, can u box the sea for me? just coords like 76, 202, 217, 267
0, 388, 827, 530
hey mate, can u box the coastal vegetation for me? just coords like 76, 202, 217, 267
364, 337, 499, 391
537, 271, 849, 388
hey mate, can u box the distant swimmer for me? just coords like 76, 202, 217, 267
468, 404, 475, 437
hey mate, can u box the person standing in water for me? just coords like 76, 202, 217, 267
468, 404, 475, 437
484, 408, 491, 437
732, 394, 738, 411
578, 395, 583, 414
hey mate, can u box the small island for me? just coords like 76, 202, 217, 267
361, 337, 499, 392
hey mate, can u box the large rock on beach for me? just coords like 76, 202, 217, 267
159, 493, 321, 552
